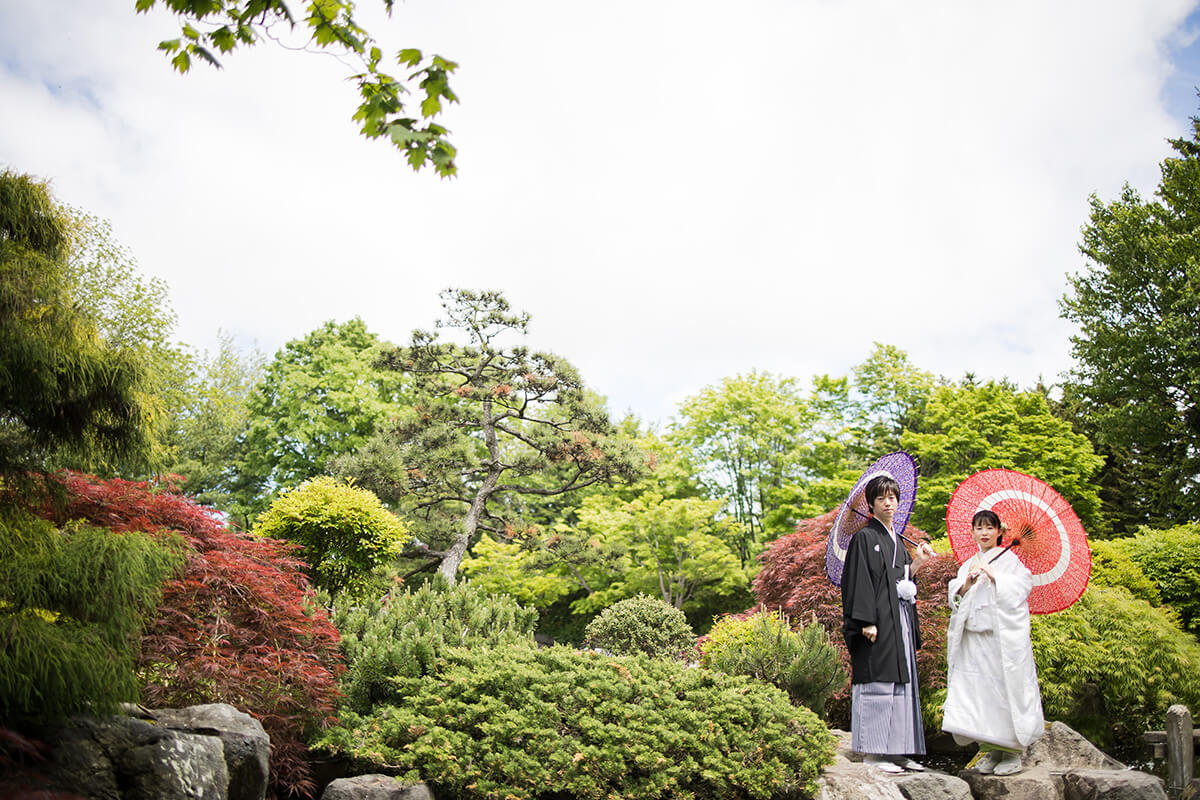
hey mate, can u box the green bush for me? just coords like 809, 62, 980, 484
1030, 586, 1200, 745
0, 509, 184, 720
332, 577, 538, 713
253, 476, 409, 596
1087, 539, 1160, 605
584, 594, 695, 658
1111, 525, 1200, 634
317, 643, 835, 800
700, 610, 845, 718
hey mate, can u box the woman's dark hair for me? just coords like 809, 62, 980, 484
972, 509, 1003, 545
864, 474, 901, 509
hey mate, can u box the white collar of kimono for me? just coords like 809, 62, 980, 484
976, 489, 1072, 586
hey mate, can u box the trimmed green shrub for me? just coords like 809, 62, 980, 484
1111, 525, 1200, 633
1031, 587, 1200, 745
253, 476, 409, 595
317, 643, 835, 800
0, 509, 184, 720
584, 594, 695, 658
1087, 539, 1159, 605
332, 577, 538, 713
700, 610, 845, 718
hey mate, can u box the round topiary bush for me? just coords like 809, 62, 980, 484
700, 609, 845, 718
584, 594, 695, 658
253, 476, 409, 595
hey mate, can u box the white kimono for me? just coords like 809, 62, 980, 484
942, 548, 1045, 749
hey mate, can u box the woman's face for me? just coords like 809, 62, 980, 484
972, 520, 1001, 552
870, 491, 898, 526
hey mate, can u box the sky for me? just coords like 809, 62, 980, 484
2, 0, 1200, 425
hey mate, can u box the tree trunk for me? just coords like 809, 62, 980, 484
439, 400, 502, 584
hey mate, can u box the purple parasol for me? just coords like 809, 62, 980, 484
825, 450, 919, 586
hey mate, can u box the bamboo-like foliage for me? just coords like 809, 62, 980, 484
0, 170, 153, 476
0, 507, 184, 721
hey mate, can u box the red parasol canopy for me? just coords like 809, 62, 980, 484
946, 469, 1090, 614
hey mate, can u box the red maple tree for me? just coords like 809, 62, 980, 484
37, 473, 344, 799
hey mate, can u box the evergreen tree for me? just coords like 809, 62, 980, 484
338, 289, 647, 582
1061, 114, 1200, 531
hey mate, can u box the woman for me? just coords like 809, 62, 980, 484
942, 509, 1045, 776
841, 474, 935, 773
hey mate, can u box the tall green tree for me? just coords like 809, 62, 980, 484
901, 380, 1104, 535
237, 318, 408, 515
1061, 115, 1200, 532
0, 170, 154, 475
138, 0, 459, 175
62, 206, 192, 470
851, 343, 937, 453
160, 332, 264, 524
338, 289, 647, 583
669, 371, 813, 561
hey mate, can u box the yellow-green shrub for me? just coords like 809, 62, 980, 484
253, 476, 408, 595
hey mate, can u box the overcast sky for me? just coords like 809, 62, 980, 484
2, 0, 1199, 424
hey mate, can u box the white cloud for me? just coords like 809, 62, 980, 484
1, 0, 1196, 423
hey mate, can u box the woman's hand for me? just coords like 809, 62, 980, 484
958, 568, 981, 596
862, 624, 878, 643
958, 561, 994, 594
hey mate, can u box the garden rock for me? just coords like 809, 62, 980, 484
321, 774, 434, 800
1023, 722, 1126, 771
29, 713, 230, 799
961, 767, 1061, 800
154, 703, 270, 800
1062, 769, 1167, 800
895, 771, 973, 800
120, 729, 229, 800
815, 729, 969, 800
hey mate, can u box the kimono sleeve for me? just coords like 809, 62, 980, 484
842, 532, 878, 627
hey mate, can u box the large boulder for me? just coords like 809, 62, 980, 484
120, 730, 229, 800
21, 713, 229, 800
1062, 769, 1168, 800
894, 771, 973, 800
0, 704, 270, 800
320, 775, 434, 800
154, 703, 270, 800
961, 768, 1061, 800
1024, 722, 1126, 771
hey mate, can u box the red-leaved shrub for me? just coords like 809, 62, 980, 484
751, 510, 957, 728
38, 473, 344, 799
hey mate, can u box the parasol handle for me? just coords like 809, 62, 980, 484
987, 541, 1018, 564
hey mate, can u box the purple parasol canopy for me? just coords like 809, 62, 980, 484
825, 450, 919, 586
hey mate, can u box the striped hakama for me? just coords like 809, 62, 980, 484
850, 598, 926, 755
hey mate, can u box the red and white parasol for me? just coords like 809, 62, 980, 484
946, 469, 1090, 614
